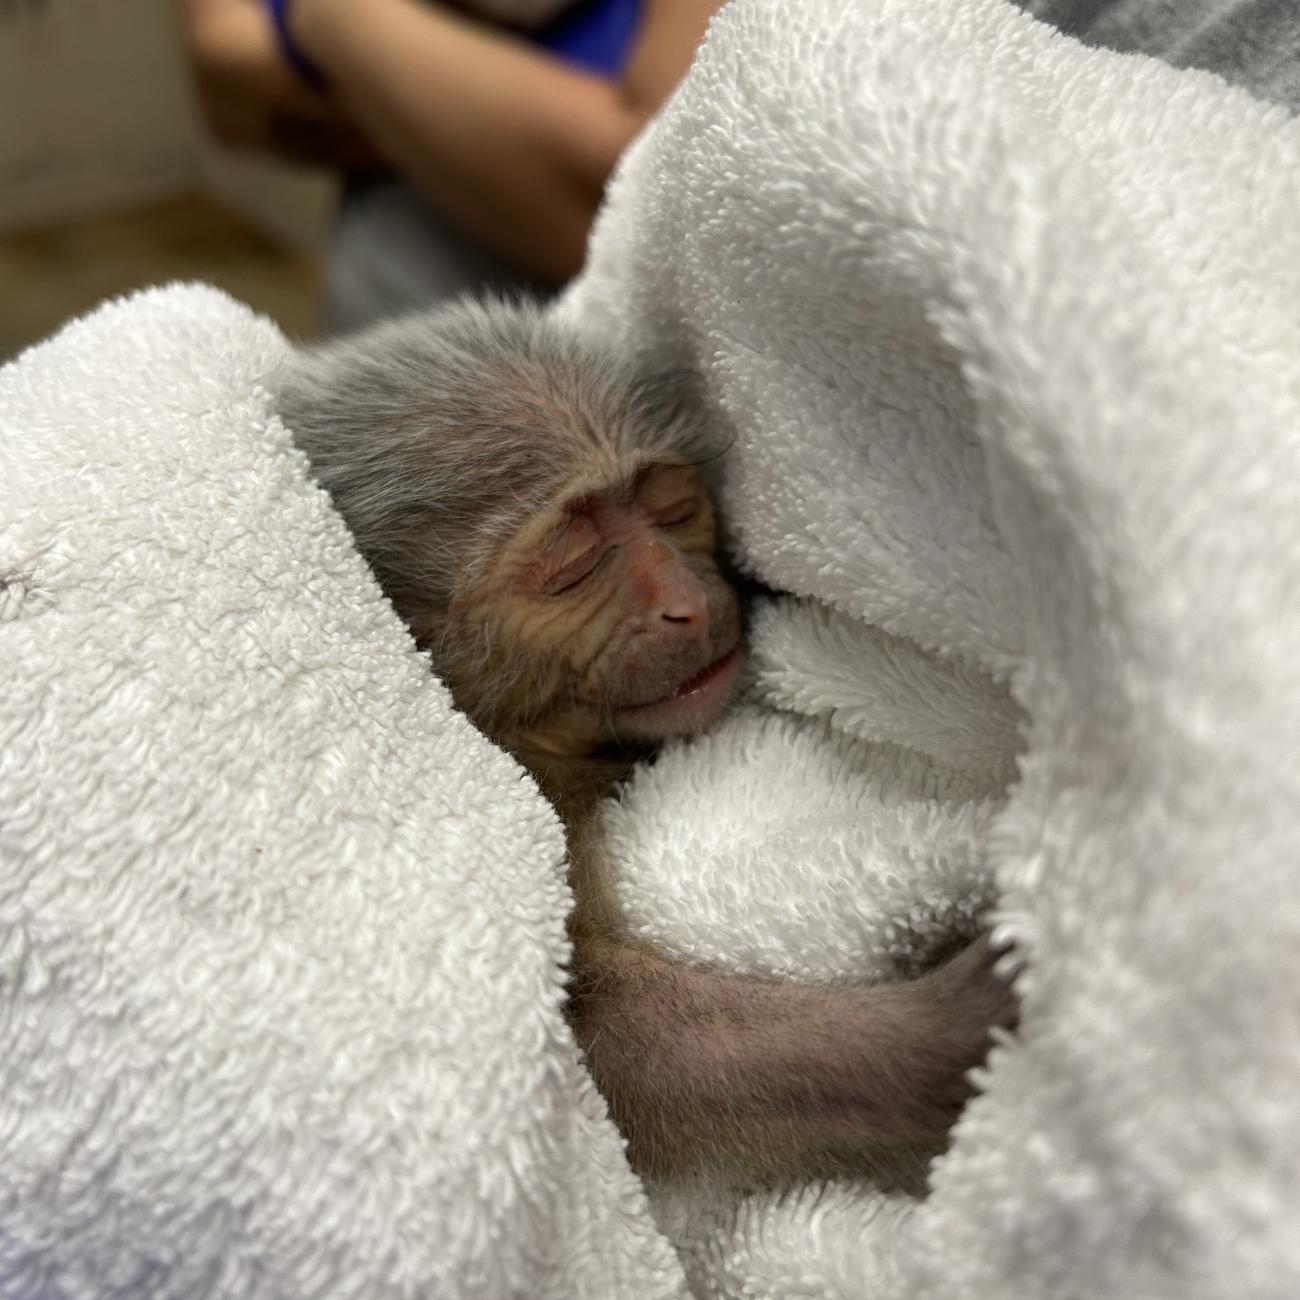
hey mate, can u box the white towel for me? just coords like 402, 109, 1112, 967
561, 0, 1300, 1292
7, 0, 1300, 1292
0, 285, 687, 1299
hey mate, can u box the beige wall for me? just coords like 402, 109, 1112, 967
0, 0, 333, 248
203, 150, 336, 254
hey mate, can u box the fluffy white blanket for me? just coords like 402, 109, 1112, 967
563, 0, 1300, 1293
0, 288, 684, 1298
4, 0, 1300, 1295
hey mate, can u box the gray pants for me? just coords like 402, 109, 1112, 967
323, 176, 554, 336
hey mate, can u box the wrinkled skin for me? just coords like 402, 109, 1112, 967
431, 463, 743, 758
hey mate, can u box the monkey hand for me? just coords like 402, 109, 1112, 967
887, 931, 1021, 1143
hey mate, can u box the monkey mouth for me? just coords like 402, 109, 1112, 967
615, 647, 743, 734
666, 649, 742, 700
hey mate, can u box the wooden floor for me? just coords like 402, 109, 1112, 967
0, 193, 321, 360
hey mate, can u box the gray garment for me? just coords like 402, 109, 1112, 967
323, 178, 554, 336
1021, 0, 1300, 110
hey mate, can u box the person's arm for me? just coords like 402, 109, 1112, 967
182, 0, 379, 168
286, 0, 719, 281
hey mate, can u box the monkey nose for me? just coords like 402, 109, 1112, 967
660, 586, 709, 628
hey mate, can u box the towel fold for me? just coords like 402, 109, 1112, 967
6, 0, 1300, 1293
563, 0, 1300, 1292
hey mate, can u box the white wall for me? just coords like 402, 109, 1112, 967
0, 0, 332, 248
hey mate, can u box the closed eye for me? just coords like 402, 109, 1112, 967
536, 513, 604, 596
654, 501, 698, 527
547, 547, 603, 595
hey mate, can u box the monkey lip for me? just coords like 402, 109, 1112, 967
618, 647, 743, 720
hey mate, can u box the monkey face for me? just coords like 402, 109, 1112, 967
446, 462, 743, 757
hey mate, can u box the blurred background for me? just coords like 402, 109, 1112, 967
0, 0, 714, 360
1, 3, 1292, 366
0, 0, 333, 360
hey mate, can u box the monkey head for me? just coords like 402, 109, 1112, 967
279, 298, 743, 758
443, 455, 743, 756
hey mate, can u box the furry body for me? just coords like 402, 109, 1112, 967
277, 299, 1015, 1185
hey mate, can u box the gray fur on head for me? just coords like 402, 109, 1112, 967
274, 297, 707, 621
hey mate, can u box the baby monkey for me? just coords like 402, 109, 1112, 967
278, 300, 1015, 1187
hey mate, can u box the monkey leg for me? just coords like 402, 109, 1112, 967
566, 933, 1018, 1186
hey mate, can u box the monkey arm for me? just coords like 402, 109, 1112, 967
284, 0, 721, 281
567, 931, 1018, 1185
532, 758, 1017, 1185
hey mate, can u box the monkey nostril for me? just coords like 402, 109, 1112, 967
661, 599, 708, 629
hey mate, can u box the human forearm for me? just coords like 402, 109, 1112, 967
182, 0, 379, 166
288, 0, 645, 280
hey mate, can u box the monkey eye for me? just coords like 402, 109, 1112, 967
537, 516, 603, 596
637, 464, 702, 527
546, 548, 602, 595
653, 500, 699, 527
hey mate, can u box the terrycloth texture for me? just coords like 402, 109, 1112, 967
601, 697, 1006, 985
0, 286, 688, 1300
8, 0, 1300, 1294
561, 0, 1300, 1294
